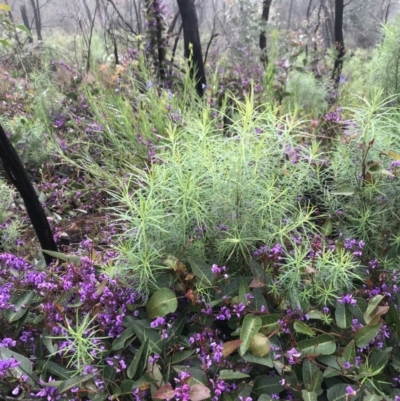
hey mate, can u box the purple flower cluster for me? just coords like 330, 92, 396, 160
0, 252, 140, 345
0, 357, 20, 378
338, 294, 357, 306
189, 329, 228, 371
343, 238, 365, 257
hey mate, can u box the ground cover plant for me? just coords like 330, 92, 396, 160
3, 1, 400, 401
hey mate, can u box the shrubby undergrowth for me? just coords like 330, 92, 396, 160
3, 8, 400, 401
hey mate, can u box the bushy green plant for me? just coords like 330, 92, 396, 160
0, 180, 22, 251
370, 18, 400, 103
0, 116, 49, 165
109, 94, 325, 293
283, 70, 329, 115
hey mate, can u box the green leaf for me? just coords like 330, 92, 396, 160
321, 219, 333, 236
340, 340, 356, 367
392, 353, 400, 372
171, 350, 196, 364
302, 390, 318, 401
362, 390, 383, 401
218, 370, 250, 380
367, 163, 382, 173
249, 258, 266, 280
293, 320, 315, 337
112, 385, 121, 397
42, 249, 82, 265
189, 259, 216, 287
55, 374, 96, 394
36, 360, 74, 380
146, 288, 178, 319
239, 314, 262, 356
251, 288, 268, 311
0, 347, 34, 383
297, 335, 336, 357
167, 307, 186, 343
242, 351, 273, 367
317, 355, 341, 378
307, 310, 325, 320
335, 302, 352, 329
252, 375, 284, 396
111, 327, 136, 350
6, 290, 35, 323
239, 280, 250, 305
0, 39, 10, 47
348, 297, 367, 324
369, 347, 391, 373
127, 338, 149, 380
120, 380, 135, 394
260, 314, 279, 334
16, 24, 31, 35
131, 374, 153, 390
364, 295, 384, 317
354, 323, 382, 348
126, 319, 166, 354
327, 383, 358, 401
331, 185, 356, 196
43, 332, 57, 354
257, 396, 273, 401
0, 4, 11, 11
303, 359, 323, 394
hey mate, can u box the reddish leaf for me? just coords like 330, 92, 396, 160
249, 276, 265, 288
222, 339, 243, 357
189, 384, 211, 401
153, 384, 175, 399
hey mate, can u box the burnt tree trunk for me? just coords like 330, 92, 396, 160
332, 0, 345, 84
28, 0, 42, 40
20, 5, 33, 44
145, 0, 166, 80
259, 0, 272, 66
0, 123, 57, 265
287, 0, 294, 30
176, 0, 206, 97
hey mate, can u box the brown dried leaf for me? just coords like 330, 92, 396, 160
153, 384, 175, 400
189, 384, 211, 401
249, 276, 266, 288
222, 339, 243, 357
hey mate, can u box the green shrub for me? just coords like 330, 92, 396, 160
370, 18, 400, 103
0, 179, 22, 251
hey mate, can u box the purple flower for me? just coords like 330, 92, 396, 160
338, 294, 357, 306
150, 316, 166, 328
211, 264, 221, 274
0, 357, 20, 378
286, 348, 301, 364
0, 338, 16, 348
343, 361, 351, 369
345, 386, 356, 396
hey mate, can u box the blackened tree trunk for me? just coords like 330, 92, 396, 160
332, 0, 345, 84
176, 0, 206, 97
287, 0, 293, 30
259, 0, 272, 66
20, 5, 33, 44
320, 0, 334, 48
0, 123, 57, 265
28, 0, 42, 40
145, 0, 167, 80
